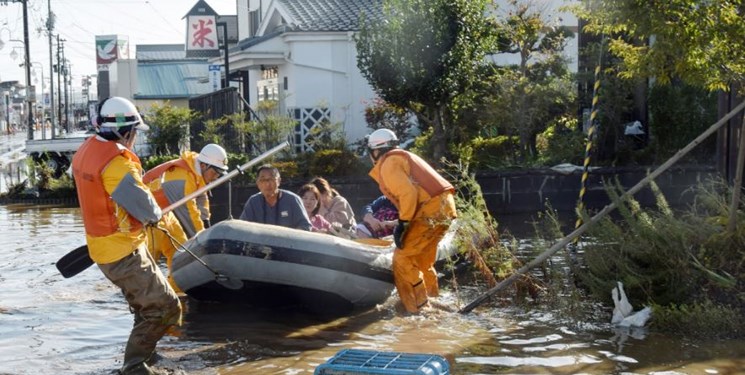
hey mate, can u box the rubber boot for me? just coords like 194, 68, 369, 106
119, 362, 165, 375
120, 341, 152, 375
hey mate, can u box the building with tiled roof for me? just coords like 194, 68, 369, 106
224, 0, 384, 151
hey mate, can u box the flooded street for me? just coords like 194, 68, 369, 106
1, 131, 745, 374
2, 203, 745, 375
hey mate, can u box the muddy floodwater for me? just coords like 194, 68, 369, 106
2, 203, 745, 375
1, 131, 745, 375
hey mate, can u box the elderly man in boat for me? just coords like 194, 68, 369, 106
239, 164, 313, 231
366, 129, 457, 314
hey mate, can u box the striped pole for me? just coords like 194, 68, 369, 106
574, 59, 602, 244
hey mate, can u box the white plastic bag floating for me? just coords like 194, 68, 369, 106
611, 281, 651, 327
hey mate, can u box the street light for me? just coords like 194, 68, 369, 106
10, 45, 23, 60
30, 61, 46, 138
0, 26, 12, 50
1, 0, 34, 140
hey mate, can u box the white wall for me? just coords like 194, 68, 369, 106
108, 60, 138, 99
282, 32, 377, 144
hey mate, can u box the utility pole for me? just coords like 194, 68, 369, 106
217, 21, 229, 88
63, 61, 69, 133
1, 0, 35, 140
18, 0, 33, 140
56, 35, 64, 132
46, 0, 55, 138
65, 62, 71, 130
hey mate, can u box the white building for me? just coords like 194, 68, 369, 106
226, 0, 383, 150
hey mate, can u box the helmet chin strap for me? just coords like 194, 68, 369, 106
118, 128, 136, 149
369, 147, 392, 163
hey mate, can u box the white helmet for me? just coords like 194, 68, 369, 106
96, 96, 148, 132
367, 129, 399, 150
198, 144, 229, 172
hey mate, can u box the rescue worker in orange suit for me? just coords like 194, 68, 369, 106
71, 97, 181, 375
143, 143, 228, 281
366, 129, 457, 314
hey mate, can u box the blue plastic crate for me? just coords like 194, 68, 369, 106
315, 349, 450, 375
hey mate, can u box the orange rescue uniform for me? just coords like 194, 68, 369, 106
369, 149, 457, 313
72, 135, 182, 371
143, 151, 210, 272
73, 136, 158, 263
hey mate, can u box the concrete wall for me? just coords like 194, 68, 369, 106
208, 165, 718, 233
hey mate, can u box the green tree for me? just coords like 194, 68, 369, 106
356, 0, 495, 162
249, 100, 296, 154
465, 1, 576, 161
577, 0, 745, 91
363, 98, 412, 141
145, 102, 197, 156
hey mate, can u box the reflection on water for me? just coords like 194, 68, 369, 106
1, 204, 744, 375
0, 133, 30, 194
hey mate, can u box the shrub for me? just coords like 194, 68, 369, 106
653, 301, 744, 338
648, 83, 717, 164
145, 102, 197, 156
536, 116, 585, 166
468, 136, 521, 170
575, 179, 745, 337
309, 149, 366, 177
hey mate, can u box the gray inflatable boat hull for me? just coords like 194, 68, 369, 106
171, 220, 397, 310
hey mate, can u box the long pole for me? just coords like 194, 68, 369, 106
22, 0, 33, 140
56, 35, 62, 131
66, 62, 71, 129
217, 21, 229, 88
63, 61, 69, 132
56, 140, 291, 278
459, 99, 745, 314
727, 111, 745, 233
31, 62, 44, 139
47, 0, 55, 138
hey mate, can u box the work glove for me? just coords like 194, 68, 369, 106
393, 220, 409, 249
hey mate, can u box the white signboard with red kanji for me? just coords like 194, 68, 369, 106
186, 15, 219, 52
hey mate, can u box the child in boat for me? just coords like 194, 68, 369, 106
356, 195, 399, 239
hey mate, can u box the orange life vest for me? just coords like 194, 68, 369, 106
72, 137, 144, 237
142, 158, 195, 209
376, 149, 454, 208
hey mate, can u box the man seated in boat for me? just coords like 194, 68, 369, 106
239, 164, 313, 231
143, 143, 229, 279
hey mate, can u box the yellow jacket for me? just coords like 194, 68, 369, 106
144, 151, 210, 237
72, 136, 161, 264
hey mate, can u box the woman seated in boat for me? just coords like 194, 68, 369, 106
309, 176, 357, 230
298, 183, 332, 233
356, 195, 399, 239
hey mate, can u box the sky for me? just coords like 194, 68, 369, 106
0, 0, 235, 97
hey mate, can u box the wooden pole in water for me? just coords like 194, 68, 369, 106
459, 99, 745, 314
